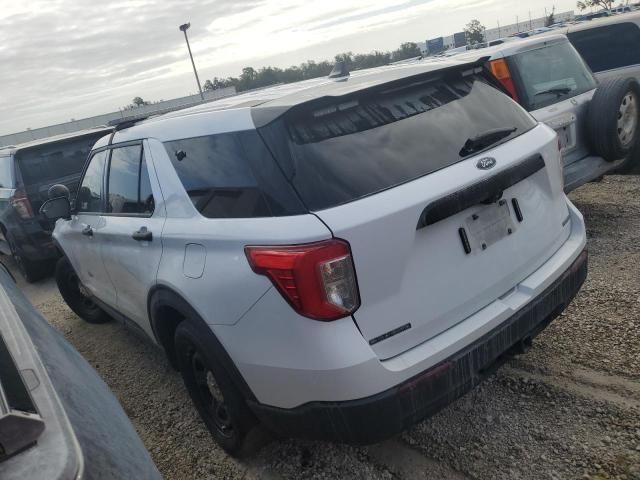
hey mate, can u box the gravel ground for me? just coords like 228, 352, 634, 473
12, 175, 640, 480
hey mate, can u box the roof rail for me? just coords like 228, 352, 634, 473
107, 115, 151, 130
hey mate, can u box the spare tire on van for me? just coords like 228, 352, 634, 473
587, 77, 640, 162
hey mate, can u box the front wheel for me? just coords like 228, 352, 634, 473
55, 256, 110, 324
174, 321, 262, 457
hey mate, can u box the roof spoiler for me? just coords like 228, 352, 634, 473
251, 56, 492, 128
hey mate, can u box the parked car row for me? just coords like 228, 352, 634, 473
3, 11, 638, 459
445, 12, 640, 186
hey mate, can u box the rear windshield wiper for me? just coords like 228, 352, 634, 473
459, 127, 517, 157
534, 87, 572, 97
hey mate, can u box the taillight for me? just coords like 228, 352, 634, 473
10, 188, 34, 220
489, 59, 520, 103
245, 239, 360, 321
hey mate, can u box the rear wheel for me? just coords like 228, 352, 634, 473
55, 256, 110, 324
6, 234, 46, 283
174, 321, 262, 457
587, 77, 640, 162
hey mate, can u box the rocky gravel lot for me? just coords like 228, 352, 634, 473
13, 175, 640, 480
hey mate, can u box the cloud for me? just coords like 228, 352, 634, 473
0, 0, 577, 134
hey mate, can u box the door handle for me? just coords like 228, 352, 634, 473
81, 225, 93, 237
132, 226, 152, 242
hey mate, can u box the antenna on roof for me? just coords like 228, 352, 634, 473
328, 61, 350, 79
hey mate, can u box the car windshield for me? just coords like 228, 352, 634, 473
511, 41, 597, 111
0, 156, 14, 189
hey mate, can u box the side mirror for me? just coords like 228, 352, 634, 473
40, 197, 71, 222
48, 184, 70, 200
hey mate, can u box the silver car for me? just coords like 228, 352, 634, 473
458, 33, 640, 191
42, 58, 587, 456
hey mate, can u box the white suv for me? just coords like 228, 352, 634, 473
41, 58, 588, 456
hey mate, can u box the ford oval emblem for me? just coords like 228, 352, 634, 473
476, 157, 496, 170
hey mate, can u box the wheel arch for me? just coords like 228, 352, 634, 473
147, 285, 256, 401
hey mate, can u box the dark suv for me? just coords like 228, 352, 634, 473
0, 128, 112, 281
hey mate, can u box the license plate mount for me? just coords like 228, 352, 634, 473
462, 200, 516, 253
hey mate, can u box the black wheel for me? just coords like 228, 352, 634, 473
55, 256, 110, 324
6, 234, 46, 283
587, 77, 640, 162
174, 321, 261, 457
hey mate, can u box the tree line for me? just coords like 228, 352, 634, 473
202, 42, 422, 93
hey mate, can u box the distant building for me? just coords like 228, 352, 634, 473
422, 10, 574, 55
0, 87, 236, 147
484, 10, 574, 41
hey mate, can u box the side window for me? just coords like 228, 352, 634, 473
569, 23, 640, 73
106, 144, 155, 215
77, 150, 107, 213
163, 133, 271, 218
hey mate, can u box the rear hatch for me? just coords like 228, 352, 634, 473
14, 134, 101, 228
260, 68, 570, 359
506, 39, 598, 169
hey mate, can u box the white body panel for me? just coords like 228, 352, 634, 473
58, 214, 117, 307
218, 200, 585, 408
316, 125, 568, 359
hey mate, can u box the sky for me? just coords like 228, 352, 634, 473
0, 0, 583, 135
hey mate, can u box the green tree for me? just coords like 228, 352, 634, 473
132, 96, 146, 107
576, 0, 614, 11
391, 42, 421, 61
545, 7, 556, 26
203, 79, 215, 91
464, 19, 486, 45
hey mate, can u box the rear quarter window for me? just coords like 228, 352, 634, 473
163, 131, 304, 218
568, 23, 640, 73
259, 73, 537, 211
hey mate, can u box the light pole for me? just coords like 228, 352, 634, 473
179, 22, 204, 101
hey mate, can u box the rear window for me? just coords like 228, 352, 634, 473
163, 131, 305, 218
16, 135, 100, 186
569, 23, 640, 73
510, 41, 597, 111
260, 74, 536, 211
0, 157, 14, 188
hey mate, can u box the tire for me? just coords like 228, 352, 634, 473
174, 321, 262, 457
6, 234, 47, 283
587, 77, 640, 162
55, 256, 111, 324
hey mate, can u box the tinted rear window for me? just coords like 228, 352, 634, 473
16, 135, 101, 186
260, 74, 536, 211
511, 41, 597, 111
0, 157, 14, 188
569, 23, 640, 73
163, 131, 305, 218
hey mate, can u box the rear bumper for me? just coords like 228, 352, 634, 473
250, 248, 587, 444
563, 155, 624, 193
